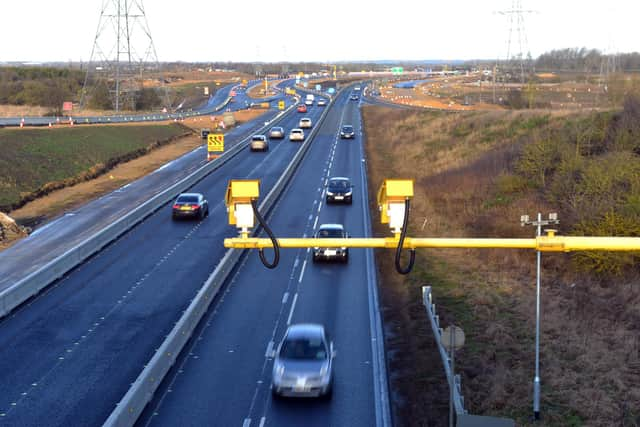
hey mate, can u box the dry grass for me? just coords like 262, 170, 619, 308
0, 104, 51, 117
363, 105, 640, 426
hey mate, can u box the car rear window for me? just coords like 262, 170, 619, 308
177, 195, 198, 204
252, 136, 265, 141
329, 180, 349, 190
280, 338, 327, 360
317, 228, 344, 238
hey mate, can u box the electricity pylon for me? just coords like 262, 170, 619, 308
81, 0, 164, 112
498, 0, 534, 84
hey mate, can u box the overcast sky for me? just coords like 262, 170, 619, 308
1, 0, 638, 63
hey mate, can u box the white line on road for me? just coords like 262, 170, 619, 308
259, 417, 266, 427
282, 292, 289, 304
298, 260, 307, 283
243, 418, 251, 427
287, 293, 298, 325
313, 216, 319, 230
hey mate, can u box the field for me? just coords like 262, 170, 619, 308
0, 124, 189, 212
0, 108, 267, 239
363, 104, 640, 426
377, 72, 640, 112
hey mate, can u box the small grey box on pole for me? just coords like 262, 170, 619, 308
443, 325, 465, 427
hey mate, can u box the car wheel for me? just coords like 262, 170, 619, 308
271, 387, 280, 399
313, 254, 319, 263
323, 385, 333, 400
199, 209, 204, 220
343, 251, 349, 263
205, 206, 209, 217
347, 197, 352, 205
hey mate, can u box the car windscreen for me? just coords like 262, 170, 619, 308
317, 228, 344, 238
280, 337, 327, 360
177, 195, 198, 204
342, 126, 353, 132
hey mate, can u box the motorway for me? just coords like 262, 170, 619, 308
0, 83, 338, 425
136, 88, 386, 427
0, 94, 292, 291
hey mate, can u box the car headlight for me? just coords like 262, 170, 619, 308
327, 191, 334, 196
345, 190, 352, 196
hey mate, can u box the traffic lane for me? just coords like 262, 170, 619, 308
140, 90, 352, 427
266, 97, 375, 427
0, 108, 282, 290
0, 133, 307, 425
139, 247, 308, 427
0, 104, 325, 424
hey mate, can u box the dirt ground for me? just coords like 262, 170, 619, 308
374, 76, 498, 112
374, 73, 620, 111
247, 80, 281, 99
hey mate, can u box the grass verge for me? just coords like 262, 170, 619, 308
363, 105, 640, 426
0, 124, 190, 212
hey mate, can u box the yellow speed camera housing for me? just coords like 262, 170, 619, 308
225, 180, 260, 231
377, 179, 414, 233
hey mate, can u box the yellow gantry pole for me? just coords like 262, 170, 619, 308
224, 234, 640, 252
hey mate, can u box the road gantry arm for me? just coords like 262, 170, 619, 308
223, 179, 640, 271
223, 235, 640, 252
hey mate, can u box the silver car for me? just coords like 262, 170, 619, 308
271, 324, 335, 398
249, 135, 269, 151
289, 128, 305, 142
269, 126, 285, 139
299, 117, 312, 129
313, 224, 349, 263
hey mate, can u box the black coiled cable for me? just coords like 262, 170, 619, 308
395, 198, 415, 275
251, 199, 280, 269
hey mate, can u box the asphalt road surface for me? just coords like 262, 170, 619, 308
0, 86, 334, 425
137, 88, 387, 427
